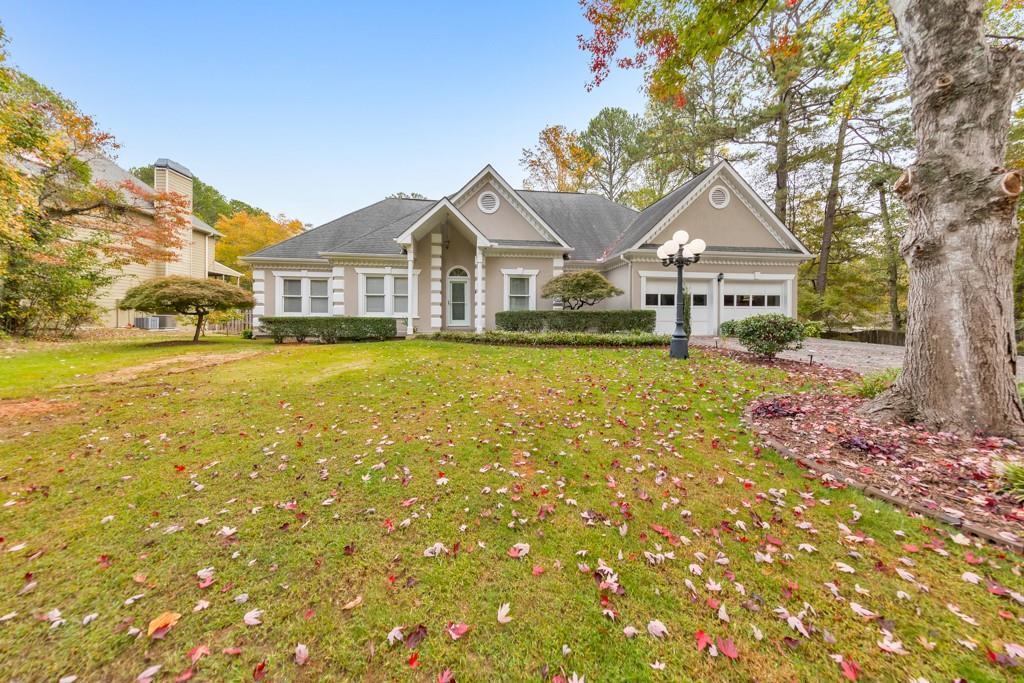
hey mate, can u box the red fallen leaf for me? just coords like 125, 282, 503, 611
649, 523, 680, 546
445, 622, 470, 640
174, 465, 186, 472
840, 658, 860, 681
998, 610, 1014, 619
383, 519, 394, 533
175, 668, 194, 682
252, 660, 267, 680
743, 482, 753, 490
303, 608, 315, 620
222, 647, 242, 655
695, 630, 712, 652
965, 552, 984, 565
765, 535, 783, 547
706, 597, 720, 609
188, 644, 210, 664
198, 576, 214, 589
901, 544, 919, 553
438, 668, 455, 683
532, 565, 544, 576
717, 637, 739, 660
98, 555, 111, 569
408, 652, 420, 668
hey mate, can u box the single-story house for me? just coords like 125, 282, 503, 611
242, 161, 811, 335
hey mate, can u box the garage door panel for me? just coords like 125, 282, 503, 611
721, 281, 784, 325
643, 278, 712, 336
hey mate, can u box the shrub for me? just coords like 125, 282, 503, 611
540, 270, 623, 309
733, 314, 805, 358
803, 320, 826, 338
259, 316, 397, 343
429, 330, 669, 347
1002, 464, 1024, 503
241, 329, 254, 339
718, 320, 739, 337
120, 276, 254, 342
495, 309, 655, 333
852, 367, 900, 398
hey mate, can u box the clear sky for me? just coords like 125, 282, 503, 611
5, 1, 647, 226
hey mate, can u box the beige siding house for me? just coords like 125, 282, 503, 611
242, 162, 810, 335
82, 156, 242, 327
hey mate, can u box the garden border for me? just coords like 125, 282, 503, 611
742, 403, 1024, 554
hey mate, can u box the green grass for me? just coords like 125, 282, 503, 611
0, 338, 1021, 682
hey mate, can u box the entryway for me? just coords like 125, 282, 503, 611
447, 267, 469, 327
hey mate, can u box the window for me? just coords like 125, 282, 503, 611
645, 293, 659, 306
283, 279, 303, 313
692, 293, 707, 306
357, 268, 418, 317
659, 293, 675, 306
724, 294, 735, 306
767, 294, 781, 307
736, 294, 751, 306
309, 279, 329, 313
752, 294, 766, 307
723, 292, 783, 308
364, 276, 386, 313
509, 277, 531, 311
393, 276, 408, 314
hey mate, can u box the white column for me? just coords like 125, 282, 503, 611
430, 232, 443, 329
331, 265, 345, 315
406, 244, 415, 336
551, 257, 564, 310
474, 247, 485, 332
252, 270, 265, 329
786, 277, 796, 318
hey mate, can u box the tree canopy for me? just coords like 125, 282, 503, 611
214, 211, 305, 284
541, 270, 623, 309
120, 276, 253, 341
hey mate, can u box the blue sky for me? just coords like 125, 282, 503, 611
5, 2, 647, 225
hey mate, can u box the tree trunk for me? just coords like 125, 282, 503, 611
878, 184, 902, 332
865, 0, 1024, 437
193, 312, 205, 342
815, 111, 851, 296
773, 91, 791, 223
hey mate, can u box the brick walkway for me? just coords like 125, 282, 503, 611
692, 336, 1024, 379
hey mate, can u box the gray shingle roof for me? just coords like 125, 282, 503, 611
246, 198, 432, 259
516, 190, 636, 260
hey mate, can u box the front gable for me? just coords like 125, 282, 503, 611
451, 166, 570, 248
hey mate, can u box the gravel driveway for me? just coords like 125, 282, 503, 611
692, 336, 1024, 379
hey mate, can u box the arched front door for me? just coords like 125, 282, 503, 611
447, 267, 470, 327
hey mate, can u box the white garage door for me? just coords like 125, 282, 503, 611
721, 281, 785, 326
643, 279, 712, 335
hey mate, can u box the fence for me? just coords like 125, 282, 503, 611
204, 309, 254, 336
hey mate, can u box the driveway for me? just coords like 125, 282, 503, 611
692, 336, 1024, 379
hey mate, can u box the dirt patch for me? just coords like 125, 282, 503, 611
74, 350, 261, 387
0, 398, 75, 420
746, 393, 1024, 551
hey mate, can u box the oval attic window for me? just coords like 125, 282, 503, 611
708, 185, 731, 209
478, 191, 500, 214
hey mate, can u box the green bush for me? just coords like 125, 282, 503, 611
241, 329, 254, 339
733, 314, 805, 358
430, 330, 669, 347
718, 320, 739, 337
852, 367, 900, 398
1003, 464, 1024, 503
494, 309, 655, 333
803, 320, 826, 338
259, 316, 397, 343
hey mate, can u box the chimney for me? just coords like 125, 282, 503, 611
152, 158, 193, 212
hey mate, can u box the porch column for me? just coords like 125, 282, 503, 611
430, 232, 443, 329
406, 244, 414, 336
551, 257, 564, 310
474, 247, 485, 332
252, 270, 265, 329
331, 265, 345, 315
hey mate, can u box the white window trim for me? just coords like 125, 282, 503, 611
356, 266, 420, 318
501, 268, 538, 312
272, 270, 332, 317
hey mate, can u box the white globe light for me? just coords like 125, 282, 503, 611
672, 230, 689, 245
656, 245, 669, 260
689, 238, 706, 255
663, 239, 679, 255
681, 246, 694, 259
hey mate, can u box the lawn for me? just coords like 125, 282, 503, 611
0, 337, 1021, 682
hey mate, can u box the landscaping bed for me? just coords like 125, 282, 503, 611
747, 392, 1024, 550
429, 330, 669, 346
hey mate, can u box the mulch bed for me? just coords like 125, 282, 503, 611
746, 393, 1024, 552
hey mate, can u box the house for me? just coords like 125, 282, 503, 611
83, 156, 243, 328
242, 161, 810, 336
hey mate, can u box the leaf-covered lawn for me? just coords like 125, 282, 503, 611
0, 338, 1021, 682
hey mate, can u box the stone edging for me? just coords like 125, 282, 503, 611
742, 405, 1024, 555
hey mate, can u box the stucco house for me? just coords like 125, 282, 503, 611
83, 156, 242, 327
242, 161, 810, 336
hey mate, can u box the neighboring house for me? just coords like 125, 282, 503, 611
82, 156, 242, 328
242, 161, 810, 336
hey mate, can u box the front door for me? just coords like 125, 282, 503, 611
447, 269, 469, 327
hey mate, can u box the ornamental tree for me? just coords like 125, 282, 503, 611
120, 276, 253, 342
541, 270, 623, 309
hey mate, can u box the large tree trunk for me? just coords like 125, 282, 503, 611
865, 0, 1024, 436
815, 111, 851, 296
773, 91, 792, 223
878, 184, 903, 332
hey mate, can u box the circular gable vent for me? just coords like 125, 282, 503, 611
478, 190, 500, 214
708, 185, 731, 209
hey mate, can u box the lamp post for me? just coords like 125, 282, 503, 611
656, 231, 707, 359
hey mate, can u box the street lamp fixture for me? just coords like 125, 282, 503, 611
656, 231, 706, 359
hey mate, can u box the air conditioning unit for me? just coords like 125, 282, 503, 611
134, 316, 161, 330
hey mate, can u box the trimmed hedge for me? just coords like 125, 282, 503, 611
429, 330, 669, 347
495, 309, 656, 333
259, 316, 397, 343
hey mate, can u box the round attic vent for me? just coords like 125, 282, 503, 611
478, 190, 500, 214
708, 185, 731, 209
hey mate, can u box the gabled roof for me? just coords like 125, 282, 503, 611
517, 190, 636, 261
394, 198, 493, 247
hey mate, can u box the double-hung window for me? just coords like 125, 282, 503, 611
357, 269, 415, 317
502, 269, 538, 311
282, 279, 303, 313
277, 273, 332, 315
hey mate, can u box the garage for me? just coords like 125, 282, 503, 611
720, 281, 785, 325
643, 278, 711, 335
